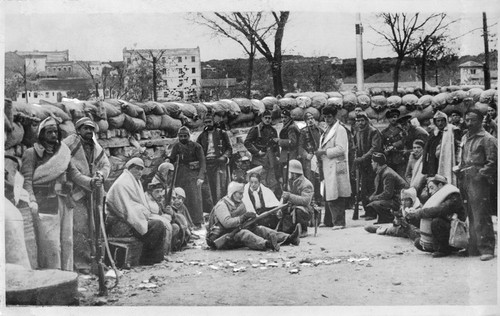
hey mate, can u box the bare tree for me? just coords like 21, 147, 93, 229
191, 11, 289, 96
5, 52, 37, 102
371, 13, 453, 94
75, 60, 101, 97
135, 50, 166, 101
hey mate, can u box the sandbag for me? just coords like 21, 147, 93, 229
61, 101, 85, 121
120, 101, 146, 121
480, 89, 496, 104
5, 122, 24, 149
410, 106, 434, 122
342, 93, 357, 111
326, 91, 343, 98
397, 88, 405, 95
369, 88, 383, 96
417, 95, 433, 109
296, 96, 312, 109
192, 103, 208, 120
108, 113, 126, 129
146, 115, 163, 130
387, 95, 402, 108
327, 97, 343, 108
371, 95, 387, 112
431, 93, 449, 111
161, 102, 182, 118
365, 107, 388, 121
397, 105, 409, 116
283, 92, 299, 99
303, 107, 320, 121
290, 107, 305, 121
160, 114, 182, 134
357, 94, 371, 110
468, 88, 483, 103
123, 114, 146, 132
5, 98, 14, 130
59, 120, 76, 139
426, 87, 440, 95
82, 102, 98, 117
142, 101, 166, 115
402, 94, 419, 111
448, 90, 468, 105
22, 123, 39, 147
303, 92, 328, 99
13, 102, 52, 121
310, 95, 327, 110
229, 112, 255, 127
100, 100, 122, 118
278, 97, 297, 110
184, 117, 203, 130
96, 119, 109, 133
220, 99, 241, 117
261, 96, 278, 110
250, 99, 266, 115
232, 98, 254, 114
404, 87, 415, 95
40, 104, 71, 122
474, 102, 490, 114
176, 102, 198, 119
448, 85, 460, 92
442, 103, 467, 116
203, 102, 226, 116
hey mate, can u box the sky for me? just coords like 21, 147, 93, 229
2, 0, 499, 63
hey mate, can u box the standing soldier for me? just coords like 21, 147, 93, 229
381, 109, 406, 177
169, 126, 206, 230
276, 109, 300, 188
21, 117, 94, 271
298, 112, 323, 204
455, 109, 497, 261
397, 115, 429, 163
63, 117, 110, 274
244, 110, 280, 194
197, 112, 233, 215
353, 112, 382, 219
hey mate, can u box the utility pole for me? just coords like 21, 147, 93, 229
483, 12, 491, 89
152, 56, 157, 101
355, 13, 365, 91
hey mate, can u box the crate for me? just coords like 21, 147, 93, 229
105, 237, 143, 269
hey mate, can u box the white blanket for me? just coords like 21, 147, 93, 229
106, 169, 151, 235
242, 183, 280, 213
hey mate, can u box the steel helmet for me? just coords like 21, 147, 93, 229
288, 159, 303, 175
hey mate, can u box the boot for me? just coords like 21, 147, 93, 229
285, 224, 301, 246
265, 234, 280, 252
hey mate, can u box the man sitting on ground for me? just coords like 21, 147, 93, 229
242, 171, 281, 229
406, 175, 466, 258
106, 158, 166, 265
206, 182, 300, 251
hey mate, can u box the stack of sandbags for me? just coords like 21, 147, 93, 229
341, 93, 357, 112
468, 88, 484, 103
13, 102, 70, 123
417, 95, 433, 109
203, 102, 226, 116
431, 93, 449, 111
229, 112, 255, 127
387, 95, 402, 109
220, 99, 241, 117
304, 107, 320, 121
310, 95, 328, 109
261, 96, 278, 111
357, 94, 371, 110
327, 97, 343, 108
176, 102, 198, 119
290, 107, 305, 121
371, 95, 387, 112
250, 99, 266, 115
480, 89, 496, 104
448, 90, 468, 105
192, 103, 208, 120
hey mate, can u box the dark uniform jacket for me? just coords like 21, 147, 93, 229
244, 122, 279, 166
196, 127, 232, 163
370, 165, 409, 204
298, 124, 323, 158
278, 119, 300, 162
419, 192, 466, 222
354, 125, 382, 168
381, 124, 405, 165
170, 140, 206, 181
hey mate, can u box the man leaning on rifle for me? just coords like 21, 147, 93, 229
206, 182, 300, 251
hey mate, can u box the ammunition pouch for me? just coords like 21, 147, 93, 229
188, 161, 200, 171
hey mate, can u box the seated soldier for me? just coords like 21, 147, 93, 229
106, 158, 166, 265
206, 182, 300, 251
145, 182, 181, 254
364, 187, 421, 241
406, 175, 466, 258
279, 160, 313, 237
242, 172, 281, 229
170, 187, 195, 241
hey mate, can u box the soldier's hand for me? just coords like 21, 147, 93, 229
306, 153, 313, 160
315, 150, 326, 158
258, 150, 266, 157
240, 212, 257, 222
281, 191, 290, 202
29, 201, 38, 214
197, 179, 204, 186
217, 156, 227, 163
92, 176, 103, 188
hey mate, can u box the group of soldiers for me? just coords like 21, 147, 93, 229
11, 99, 497, 275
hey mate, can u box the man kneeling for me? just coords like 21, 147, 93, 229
207, 182, 300, 251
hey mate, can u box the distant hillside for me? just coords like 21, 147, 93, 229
201, 51, 497, 95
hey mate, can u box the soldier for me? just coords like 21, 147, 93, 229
448, 110, 467, 137
353, 112, 382, 219
397, 114, 429, 163
196, 112, 232, 215
21, 117, 94, 271
62, 117, 111, 274
244, 110, 280, 194
381, 109, 406, 177
276, 109, 300, 188
169, 126, 206, 230
299, 112, 323, 204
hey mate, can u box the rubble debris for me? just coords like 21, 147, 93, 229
347, 257, 369, 263
209, 265, 220, 270
289, 269, 300, 274
259, 259, 268, 264
233, 267, 247, 273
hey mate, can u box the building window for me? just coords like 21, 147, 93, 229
162, 57, 166, 63
178, 68, 183, 75
164, 91, 169, 98
192, 79, 196, 85
52, 92, 55, 96
191, 56, 195, 62
127, 58, 131, 64
34, 92, 38, 98
22, 93, 26, 98
161, 69, 166, 75
28, 92, 31, 97
192, 68, 196, 74
46, 92, 50, 98
63, 67, 66, 71
471, 69, 476, 75
177, 57, 182, 63
58, 67, 61, 71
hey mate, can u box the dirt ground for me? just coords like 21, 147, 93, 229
76, 208, 497, 310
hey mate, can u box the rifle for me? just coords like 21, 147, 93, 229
353, 167, 360, 220
283, 153, 290, 191
92, 178, 108, 296
165, 155, 180, 207
212, 204, 288, 250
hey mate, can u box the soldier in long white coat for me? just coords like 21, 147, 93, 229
315, 106, 352, 230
